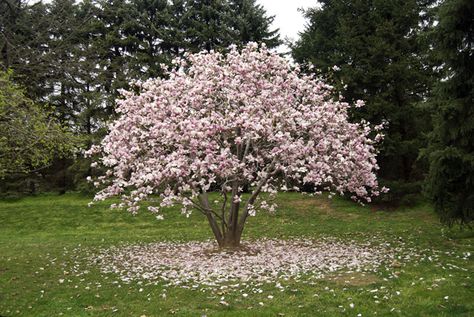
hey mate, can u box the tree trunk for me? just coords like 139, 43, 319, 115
204, 162, 275, 248
200, 193, 224, 246
204, 204, 242, 248
202, 193, 243, 248
200, 160, 276, 249
221, 226, 242, 248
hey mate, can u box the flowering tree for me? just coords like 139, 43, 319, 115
87, 43, 384, 248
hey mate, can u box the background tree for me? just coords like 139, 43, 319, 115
0, 70, 76, 178
425, 0, 474, 225
176, 0, 280, 53
182, 0, 236, 52
228, 0, 280, 49
0, 0, 281, 194
87, 44, 384, 248
1, 0, 280, 125
292, 0, 435, 203
0, 0, 52, 101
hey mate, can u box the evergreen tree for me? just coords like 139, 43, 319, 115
1, 0, 95, 125
92, 0, 140, 110
0, 0, 281, 193
131, 0, 173, 77
426, 0, 474, 225
183, 0, 236, 52
1, 0, 280, 125
229, 0, 280, 48
292, 0, 435, 202
0, 0, 53, 100
179, 0, 280, 53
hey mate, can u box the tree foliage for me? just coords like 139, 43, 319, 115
0, 0, 280, 192
87, 44, 385, 247
425, 0, 474, 225
0, 0, 280, 135
292, 0, 435, 201
0, 70, 76, 178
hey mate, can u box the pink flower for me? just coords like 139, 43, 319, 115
87, 43, 383, 226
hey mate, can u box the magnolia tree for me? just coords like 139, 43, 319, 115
87, 43, 385, 248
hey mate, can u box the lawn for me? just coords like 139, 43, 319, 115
0, 193, 472, 316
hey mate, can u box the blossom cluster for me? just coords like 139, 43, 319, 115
87, 43, 385, 217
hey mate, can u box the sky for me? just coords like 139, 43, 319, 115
257, 0, 319, 53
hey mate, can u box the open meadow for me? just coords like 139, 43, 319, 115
0, 193, 472, 316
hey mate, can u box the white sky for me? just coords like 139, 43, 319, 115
257, 0, 319, 53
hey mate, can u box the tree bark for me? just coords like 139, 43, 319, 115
221, 228, 242, 248
200, 193, 224, 246
199, 158, 277, 249
202, 160, 278, 248
201, 191, 243, 248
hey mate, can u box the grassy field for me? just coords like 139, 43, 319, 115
0, 193, 472, 316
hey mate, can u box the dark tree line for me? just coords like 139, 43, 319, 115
425, 0, 473, 225
0, 0, 280, 193
1, 0, 279, 135
293, 0, 473, 224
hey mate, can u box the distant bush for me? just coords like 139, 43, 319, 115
374, 180, 424, 207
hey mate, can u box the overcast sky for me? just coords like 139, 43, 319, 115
257, 0, 319, 52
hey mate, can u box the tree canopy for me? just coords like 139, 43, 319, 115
292, 0, 435, 201
87, 44, 385, 247
0, 70, 76, 178
425, 0, 474, 225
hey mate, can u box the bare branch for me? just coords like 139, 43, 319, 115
220, 190, 228, 234
242, 138, 251, 163
238, 159, 278, 229
195, 193, 228, 226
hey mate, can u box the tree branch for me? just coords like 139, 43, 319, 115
199, 193, 224, 244
191, 196, 227, 226
238, 159, 278, 229
242, 138, 251, 162
220, 190, 228, 234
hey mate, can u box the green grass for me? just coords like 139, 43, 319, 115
0, 193, 472, 316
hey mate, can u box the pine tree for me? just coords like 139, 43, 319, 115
292, 0, 435, 202
426, 0, 474, 225
229, 0, 280, 48
0, 0, 53, 100
182, 0, 237, 52
131, 0, 173, 77
179, 0, 280, 53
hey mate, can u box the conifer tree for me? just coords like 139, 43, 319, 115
292, 0, 435, 201
426, 0, 474, 225
229, 0, 280, 48
0, 0, 281, 192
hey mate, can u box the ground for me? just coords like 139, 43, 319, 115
0, 193, 472, 316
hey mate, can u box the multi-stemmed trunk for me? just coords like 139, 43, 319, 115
197, 136, 277, 248
200, 192, 245, 248
199, 167, 274, 248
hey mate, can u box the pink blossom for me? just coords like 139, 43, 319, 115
87, 43, 383, 246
